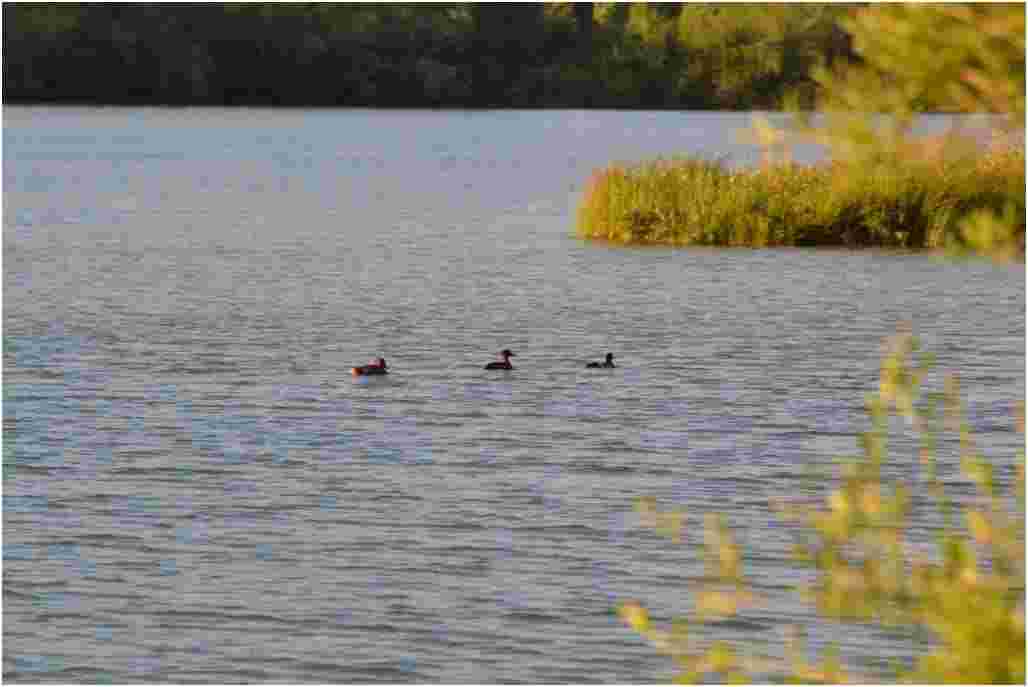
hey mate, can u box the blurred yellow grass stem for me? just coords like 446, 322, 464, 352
619, 330, 1025, 683
612, 4, 1024, 681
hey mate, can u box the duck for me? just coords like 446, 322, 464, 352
484, 349, 515, 370
586, 353, 616, 368
352, 357, 388, 376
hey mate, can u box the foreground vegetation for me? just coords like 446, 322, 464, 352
577, 145, 1025, 249
622, 332, 1025, 682
610, 5, 1025, 683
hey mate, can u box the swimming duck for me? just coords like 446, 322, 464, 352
484, 349, 515, 370
352, 357, 388, 376
586, 353, 616, 368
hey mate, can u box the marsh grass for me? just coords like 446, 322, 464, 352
577, 146, 1025, 250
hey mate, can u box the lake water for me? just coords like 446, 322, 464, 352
3, 107, 1024, 683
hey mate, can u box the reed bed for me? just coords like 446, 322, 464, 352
577, 147, 1025, 249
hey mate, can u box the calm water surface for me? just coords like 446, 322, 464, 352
3, 108, 1024, 682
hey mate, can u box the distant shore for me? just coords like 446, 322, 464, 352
3, 4, 850, 111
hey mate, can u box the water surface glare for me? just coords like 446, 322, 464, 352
3, 108, 1024, 683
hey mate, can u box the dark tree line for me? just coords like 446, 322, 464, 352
3, 3, 855, 109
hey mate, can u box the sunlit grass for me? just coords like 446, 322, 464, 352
577, 146, 1025, 250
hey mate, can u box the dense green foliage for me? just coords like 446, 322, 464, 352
3, 3, 852, 108
808, 3, 1026, 144
577, 146, 1026, 249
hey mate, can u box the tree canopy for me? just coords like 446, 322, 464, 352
4, 3, 854, 109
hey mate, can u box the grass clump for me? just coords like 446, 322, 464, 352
576, 145, 1025, 250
